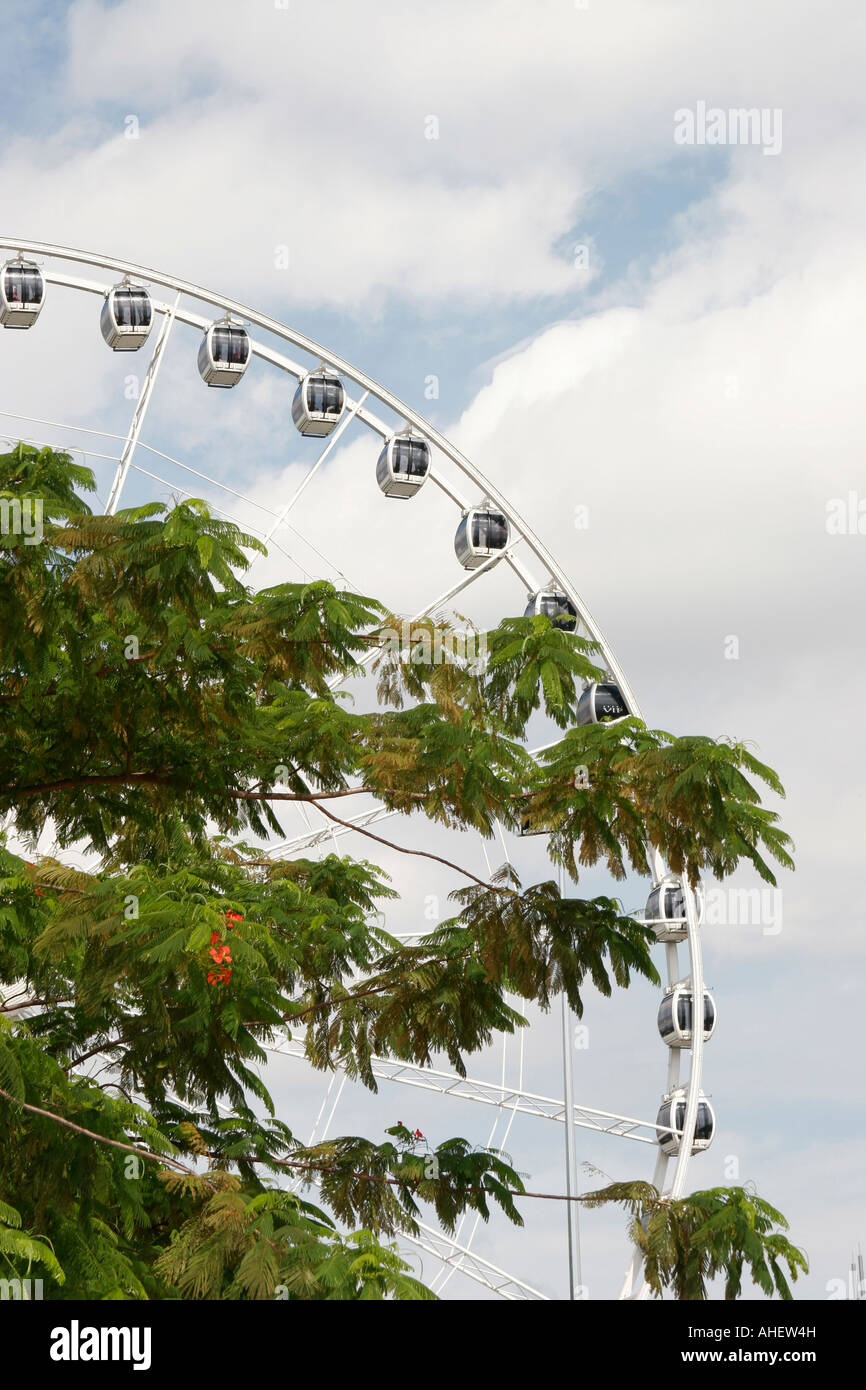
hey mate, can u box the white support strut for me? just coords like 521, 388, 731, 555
105, 291, 180, 514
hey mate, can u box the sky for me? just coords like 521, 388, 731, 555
1, 0, 864, 1300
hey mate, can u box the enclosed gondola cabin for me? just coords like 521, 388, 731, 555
644, 877, 705, 943
100, 283, 153, 351
377, 433, 430, 498
1, 259, 44, 328
524, 591, 578, 631
198, 321, 250, 387
657, 986, 716, 1048
656, 1088, 715, 1156
291, 369, 345, 436
454, 508, 510, 569
576, 680, 628, 726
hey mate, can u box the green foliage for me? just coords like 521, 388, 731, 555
583, 1181, 809, 1299
152, 1174, 434, 1301
0, 447, 800, 1299
291, 1129, 524, 1238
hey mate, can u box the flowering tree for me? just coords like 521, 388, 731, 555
0, 445, 802, 1299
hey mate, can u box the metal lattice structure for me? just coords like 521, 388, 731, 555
0, 239, 714, 1300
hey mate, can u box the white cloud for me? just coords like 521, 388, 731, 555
1, 0, 861, 309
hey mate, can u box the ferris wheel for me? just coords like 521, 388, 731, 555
0, 240, 716, 1301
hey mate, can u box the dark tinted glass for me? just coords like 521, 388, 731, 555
663, 884, 685, 920
5, 267, 42, 305
658, 996, 675, 1037
656, 1101, 672, 1143
307, 375, 343, 415
677, 994, 692, 1032
114, 289, 151, 328
471, 511, 508, 550
212, 326, 249, 364
392, 438, 429, 476
695, 1102, 713, 1141
537, 593, 577, 629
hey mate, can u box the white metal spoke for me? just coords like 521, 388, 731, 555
0, 410, 131, 443
106, 291, 180, 514
257, 391, 370, 546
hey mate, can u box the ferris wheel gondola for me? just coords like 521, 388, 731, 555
1, 258, 44, 328
524, 590, 578, 630
657, 985, 716, 1047
454, 507, 510, 568
291, 368, 345, 436
100, 282, 153, 351
644, 876, 706, 943
197, 319, 251, 387
576, 679, 628, 725
376, 432, 430, 497
656, 1087, 715, 1156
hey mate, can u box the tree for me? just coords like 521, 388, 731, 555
0, 444, 801, 1299
582, 1182, 808, 1300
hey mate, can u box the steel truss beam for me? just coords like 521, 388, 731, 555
268, 1039, 661, 1144
406, 1221, 547, 1300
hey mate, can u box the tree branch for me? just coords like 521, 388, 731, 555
0, 997, 71, 1014
7, 771, 170, 797
0, 1084, 207, 1184
63, 1037, 125, 1072
310, 800, 500, 891
0, 1083, 598, 1206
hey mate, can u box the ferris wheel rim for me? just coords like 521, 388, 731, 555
0, 236, 643, 710
0, 237, 712, 1300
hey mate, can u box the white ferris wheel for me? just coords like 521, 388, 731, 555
0, 240, 717, 1301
